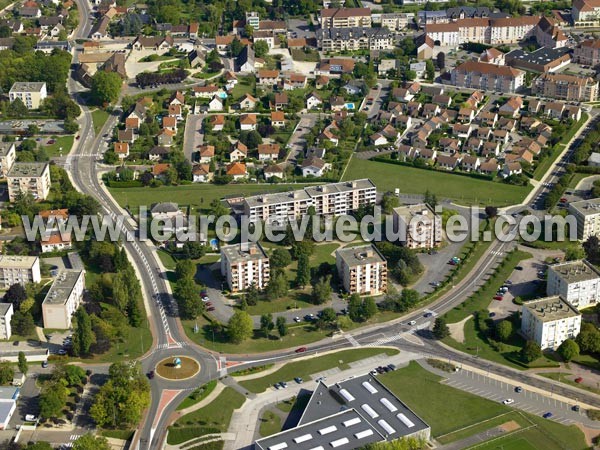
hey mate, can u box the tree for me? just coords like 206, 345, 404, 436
557, 339, 580, 362
485, 206, 498, 218
183, 241, 206, 259
565, 245, 586, 261
432, 317, 450, 339
266, 270, 288, 300
227, 311, 253, 344
17, 352, 27, 375
7, 98, 28, 118
348, 294, 363, 322
5, 284, 27, 309
311, 276, 332, 305
271, 248, 292, 268
39, 381, 68, 419
11, 311, 35, 336
245, 283, 259, 306
521, 340, 542, 363
253, 40, 269, 58
73, 434, 111, 450
175, 259, 196, 280
174, 277, 202, 320
495, 320, 512, 342
436, 52, 445, 69
239, 130, 263, 149
425, 59, 435, 81
362, 297, 378, 320
0, 362, 13, 385
276, 316, 288, 337
576, 322, 600, 353
423, 189, 438, 209
91, 71, 122, 106
584, 236, 600, 265
72, 308, 95, 356
260, 313, 274, 337
229, 37, 243, 57
296, 252, 310, 288
381, 192, 400, 214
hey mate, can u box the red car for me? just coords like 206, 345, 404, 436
207, 306, 215, 311
575, 377, 583, 383
560, 198, 568, 203
493, 295, 503, 301
205, 302, 212, 306
295, 347, 307, 353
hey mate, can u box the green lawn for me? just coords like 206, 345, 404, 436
158, 249, 177, 270
44, 136, 74, 157
239, 348, 399, 393
539, 372, 600, 395
76, 322, 152, 363
168, 387, 246, 445
91, 109, 110, 135
259, 410, 281, 437
444, 250, 531, 323
100, 429, 134, 440
342, 158, 530, 206
108, 183, 312, 214
568, 172, 594, 189
378, 361, 509, 437
176, 380, 218, 411
438, 411, 527, 444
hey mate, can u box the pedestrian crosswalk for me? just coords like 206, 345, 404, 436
61, 435, 81, 448
490, 251, 504, 256
154, 341, 187, 350
344, 333, 360, 347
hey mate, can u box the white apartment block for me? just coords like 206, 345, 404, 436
0, 142, 16, 178
317, 27, 394, 52
375, 12, 414, 30
569, 198, 600, 240
42, 269, 85, 329
243, 179, 377, 224
7, 162, 51, 202
336, 244, 387, 295
320, 8, 372, 28
521, 296, 581, 350
220, 243, 270, 292
0, 303, 13, 340
392, 203, 442, 249
547, 259, 600, 310
246, 11, 260, 29
573, 0, 600, 25
0, 256, 41, 288
9, 82, 47, 109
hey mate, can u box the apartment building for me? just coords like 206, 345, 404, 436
392, 203, 442, 249
336, 244, 387, 295
320, 8, 372, 28
317, 27, 394, 52
7, 162, 51, 202
0, 142, 15, 178
534, 16, 567, 48
0, 303, 13, 340
505, 47, 571, 73
378, 12, 414, 30
572, 0, 600, 25
42, 269, 85, 329
547, 259, 600, 309
246, 11, 260, 29
9, 82, 47, 109
569, 198, 600, 240
532, 73, 598, 102
220, 243, 270, 292
426, 16, 540, 46
574, 39, 600, 66
0, 255, 41, 288
243, 179, 377, 223
451, 61, 525, 93
521, 296, 581, 350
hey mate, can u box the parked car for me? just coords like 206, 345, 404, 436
502, 398, 515, 405
489, 312, 496, 317
295, 347, 307, 353
387, 364, 396, 371
424, 312, 433, 318
57, 349, 67, 355
515, 266, 523, 271
25, 415, 37, 422
207, 306, 215, 311
515, 386, 523, 393
543, 412, 553, 419
294, 377, 303, 384
575, 377, 583, 383
280, 381, 287, 388
493, 295, 503, 301
41, 361, 48, 368
294, 317, 301, 323
572, 405, 580, 412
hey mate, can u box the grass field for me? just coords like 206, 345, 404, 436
108, 183, 312, 214
239, 348, 399, 393
568, 172, 595, 189
539, 372, 600, 395
91, 109, 110, 135
45, 136, 74, 158
259, 410, 282, 437
157, 249, 177, 270
168, 387, 246, 445
176, 380, 218, 411
343, 158, 531, 206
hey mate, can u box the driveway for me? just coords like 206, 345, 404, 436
183, 114, 205, 163
361, 80, 391, 119
284, 113, 318, 166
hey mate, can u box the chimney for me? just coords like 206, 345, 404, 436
249, 246, 257, 255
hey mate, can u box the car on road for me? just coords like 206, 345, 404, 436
25, 415, 37, 422
76, 135, 80, 140
515, 266, 523, 270
294, 377, 303, 384
572, 405, 580, 412
502, 399, 515, 405
543, 412, 553, 419
295, 347, 307, 353
57, 349, 67, 355
515, 386, 523, 393
407, 320, 417, 326
575, 377, 583, 383
304, 314, 315, 321
424, 312, 433, 318
41, 361, 48, 368
147, 370, 155, 379
387, 364, 396, 371
294, 317, 301, 323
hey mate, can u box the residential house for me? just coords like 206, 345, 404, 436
208, 96, 223, 112
226, 162, 247, 180
157, 129, 176, 147
192, 164, 212, 183
301, 157, 328, 177
481, 141, 500, 157
131, 35, 174, 51
152, 163, 171, 179
270, 111, 285, 127
117, 129, 135, 144
148, 146, 169, 161
480, 47, 505, 64
283, 73, 307, 90
274, 93, 289, 110
480, 158, 500, 175
210, 115, 225, 131
306, 92, 323, 110
264, 164, 285, 180
168, 104, 183, 120
458, 107, 476, 123
193, 85, 219, 98
238, 93, 258, 110
239, 114, 257, 131
437, 154, 461, 170
162, 116, 177, 132
114, 142, 129, 160
461, 155, 481, 172
198, 145, 214, 163
370, 133, 388, 146
503, 162, 522, 177
230, 141, 248, 161
258, 143, 280, 161
237, 45, 256, 72
257, 69, 280, 86
499, 96, 523, 117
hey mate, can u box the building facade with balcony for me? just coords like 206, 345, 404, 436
521, 296, 581, 350
220, 243, 270, 292
0, 256, 41, 288
42, 269, 86, 329
336, 244, 387, 295
9, 82, 47, 109
392, 203, 442, 249
7, 162, 51, 202
547, 259, 600, 310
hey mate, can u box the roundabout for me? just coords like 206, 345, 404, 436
155, 356, 201, 381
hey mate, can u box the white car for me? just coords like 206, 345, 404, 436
502, 399, 515, 405
25, 415, 37, 422
407, 320, 417, 326
201, 297, 210, 302
294, 317, 301, 323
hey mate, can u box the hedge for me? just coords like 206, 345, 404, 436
106, 180, 144, 188
370, 156, 494, 181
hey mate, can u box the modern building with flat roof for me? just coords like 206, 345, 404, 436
255, 373, 430, 450
9, 81, 47, 109
0, 255, 41, 288
0, 142, 15, 178
0, 303, 13, 340
505, 47, 571, 73
42, 269, 85, 329
392, 203, 442, 249
220, 242, 270, 292
521, 296, 581, 350
7, 162, 51, 202
336, 244, 387, 295
547, 259, 600, 309
569, 198, 600, 241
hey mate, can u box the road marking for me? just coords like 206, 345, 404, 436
344, 333, 361, 347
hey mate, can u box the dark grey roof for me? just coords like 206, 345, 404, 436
237, 45, 255, 67
505, 46, 571, 66
151, 202, 179, 214
317, 26, 393, 41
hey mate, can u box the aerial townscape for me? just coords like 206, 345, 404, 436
5, 0, 600, 448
